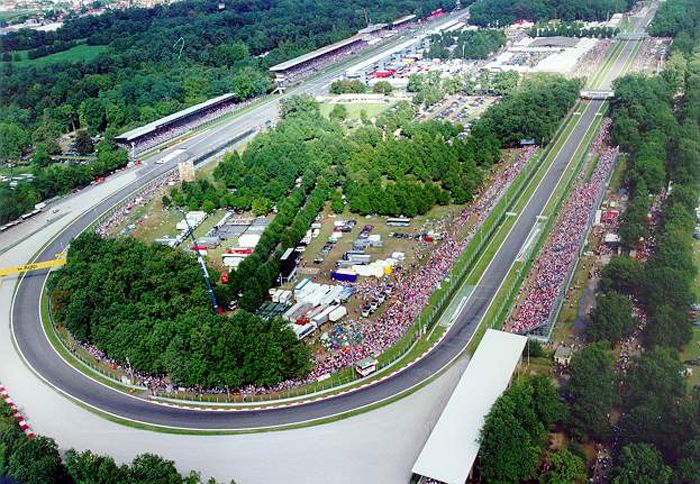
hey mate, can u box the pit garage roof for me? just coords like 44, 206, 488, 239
269, 35, 364, 72
115, 93, 235, 142
412, 329, 527, 484
345, 35, 425, 76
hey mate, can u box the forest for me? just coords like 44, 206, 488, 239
171, 74, 580, 218
49, 232, 311, 388
648, 0, 700, 54
0, 0, 451, 225
469, 0, 636, 27
165, 74, 580, 316
475, 74, 582, 146
478, 12, 700, 480
426, 29, 507, 60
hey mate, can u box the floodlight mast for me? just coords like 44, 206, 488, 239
178, 209, 221, 313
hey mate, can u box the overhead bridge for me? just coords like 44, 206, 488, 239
580, 90, 615, 100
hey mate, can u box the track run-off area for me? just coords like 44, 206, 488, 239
4, 5, 657, 432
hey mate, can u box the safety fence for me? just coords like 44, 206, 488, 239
531, 149, 620, 340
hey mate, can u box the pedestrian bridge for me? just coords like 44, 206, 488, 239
580, 90, 615, 100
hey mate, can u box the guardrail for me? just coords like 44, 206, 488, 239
532, 150, 620, 340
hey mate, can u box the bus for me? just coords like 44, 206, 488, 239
386, 217, 411, 227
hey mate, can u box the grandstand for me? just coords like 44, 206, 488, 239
115, 93, 237, 155
269, 35, 366, 84
344, 35, 426, 80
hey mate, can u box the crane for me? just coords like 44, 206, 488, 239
178, 210, 221, 313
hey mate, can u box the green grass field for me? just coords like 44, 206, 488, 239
4, 44, 106, 67
319, 101, 393, 121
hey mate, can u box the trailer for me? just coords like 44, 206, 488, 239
329, 306, 348, 322
332, 269, 358, 283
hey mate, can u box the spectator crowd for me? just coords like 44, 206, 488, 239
508, 119, 620, 334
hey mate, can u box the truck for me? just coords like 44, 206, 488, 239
332, 269, 358, 283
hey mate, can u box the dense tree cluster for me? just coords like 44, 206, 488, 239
49, 232, 311, 388
586, 291, 635, 344
478, 374, 568, 482
426, 29, 506, 60
649, 0, 700, 54
476, 74, 582, 146
588, 37, 700, 482
329, 80, 367, 94
608, 52, 699, 350
469, 0, 636, 27
342, 117, 483, 214
565, 342, 618, 441
0, 403, 216, 483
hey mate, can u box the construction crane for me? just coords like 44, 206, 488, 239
178, 210, 221, 313
0, 255, 66, 278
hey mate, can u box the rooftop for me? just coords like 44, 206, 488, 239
115, 93, 235, 142
412, 329, 527, 484
269, 35, 364, 72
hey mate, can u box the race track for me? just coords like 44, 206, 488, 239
9, 8, 652, 430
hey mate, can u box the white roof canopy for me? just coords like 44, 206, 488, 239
412, 329, 527, 484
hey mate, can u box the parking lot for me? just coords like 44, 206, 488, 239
418, 94, 498, 126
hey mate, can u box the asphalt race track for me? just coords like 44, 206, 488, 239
10, 11, 651, 430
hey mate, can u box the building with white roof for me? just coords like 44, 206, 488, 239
412, 329, 527, 484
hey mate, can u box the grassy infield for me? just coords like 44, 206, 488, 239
37, 37, 640, 432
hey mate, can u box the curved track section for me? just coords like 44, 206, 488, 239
13, 99, 604, 429
10, 5, 654, 428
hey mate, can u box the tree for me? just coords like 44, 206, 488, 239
0, 123, 29, 162
6, 436, 64, 484
280, 95, 319, 119
566, 342, 617, 441
329, 104, 348, 122
329, 79, 366, 94
611, 444, 671, 484
599, 255, 641, 295
75, 129, 95, 155
251, 196, 273, 216
79, 98, 107, 135
674, 437, 700, 484
372, 81, 393, 95
587, 291, 635, 344
618, 348, 696, 459
129, 453, 182, 484
644, 304, 692, 348
64, 449, 131, 484
541, 448, 587, 484
479, 375, 564, 482
30, 144, 53, 167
